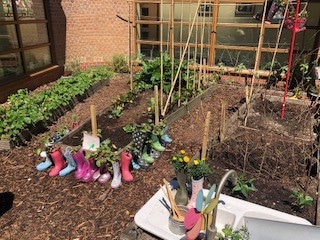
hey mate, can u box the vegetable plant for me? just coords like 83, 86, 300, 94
289, 189, 313, 209
232, 174, 256, 199
217, 225, 250, 240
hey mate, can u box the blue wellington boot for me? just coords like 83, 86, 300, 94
161, 125, 172, 143
59, 147, 77, 177
131, 159, 141, 170
36, 151, 53, 171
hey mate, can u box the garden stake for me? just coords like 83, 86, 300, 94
154, 85, 159, 126
220, 101, 226, 142
201, 111, 211, 160
162, 0, 202, 117
90, 105, 98, 137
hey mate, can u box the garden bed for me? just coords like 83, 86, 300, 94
0, 74, 318, 240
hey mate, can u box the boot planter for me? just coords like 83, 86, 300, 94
141, 145, 154, 164
132, 131, 149, 153
187, 177, 204, 209
59, 147, 77, 176
72, 149, 90, 180
49, 147, 66, 177
81, 159, 98, 182
36, 151, 53, 171
121, 150, 134, 182
174, 171, 189, 206
161, 125, 172, 143
97, 164, 111, 184
151, 133, 165, 152
111, 161, 122, 188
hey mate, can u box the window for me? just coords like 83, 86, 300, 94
0, 0, 52, 83
235, 4, 255, 16
198, 4, 213, 17
141, 7, 149, 16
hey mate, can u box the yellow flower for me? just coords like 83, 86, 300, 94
172, 156, 177, 161
178, 157, 183, 162
183, 156, 190, 163
194, 159, 199, 165
180, 150, 186, 154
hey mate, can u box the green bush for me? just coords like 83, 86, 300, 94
112, 54, 129, 73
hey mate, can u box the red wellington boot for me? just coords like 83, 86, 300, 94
121, 150, 133, 182
49, 147, 66, 177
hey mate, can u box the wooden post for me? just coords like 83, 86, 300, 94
220, 101, 226, 142
201, 111, 211, 160
209, 0, 219, 66
154, 85, 160, 126
90, 105, 98, 137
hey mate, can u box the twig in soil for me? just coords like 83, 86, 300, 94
99, 187, 112, 201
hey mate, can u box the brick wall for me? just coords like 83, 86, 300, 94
50, 0, 131, 69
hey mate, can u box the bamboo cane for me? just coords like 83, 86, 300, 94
128, 0, 133, 90
90, 105, 98, 137
160, 0, 164, 115
201, 111, 211, 160
220, 101, 226, 142
162, 0, 202, 116
244, 0, 268, 126
154, 85, 160, 126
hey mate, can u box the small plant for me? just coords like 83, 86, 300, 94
65, 58, 81, 75
232, 174, 256, 199
217, 225, 250, 240
289, 189, 313, 209
112, 54, 129, 73
187, 158, 212, 180
170, 149, 190, 172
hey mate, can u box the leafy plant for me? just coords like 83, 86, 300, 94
289, 189, 313, 209
187, 158, 212, 180
217, 225, 250, 240
112, 54, 129, 73
170, 149, 190, 172
232, 174, 256, 199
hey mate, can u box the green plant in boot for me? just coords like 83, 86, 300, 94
141, 145, 154, 164
151, 133, 165, 152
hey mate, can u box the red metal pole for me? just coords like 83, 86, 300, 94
281, 0, 301, 119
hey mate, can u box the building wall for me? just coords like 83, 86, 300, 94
52, 0, 131, 69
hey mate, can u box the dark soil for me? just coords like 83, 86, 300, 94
0, 73, 318, 240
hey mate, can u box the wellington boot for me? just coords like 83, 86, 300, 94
131, 159, 140, 170
59, 147, 76, 176
141, 145, 154, 164
49, 147, 66, 177
81, 159, 98, 182
111, 162, 122, 188
72, 149, 90, 179
121, 150, 133, 182
36, 151, 53, 171
151, 134, 165, 152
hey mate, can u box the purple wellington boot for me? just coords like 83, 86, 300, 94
72, 149, 90, 179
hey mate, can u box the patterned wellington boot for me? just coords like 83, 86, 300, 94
187, 177, 204, 209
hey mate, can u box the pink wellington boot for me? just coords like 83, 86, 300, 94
49, 147, 66, 177
72, 149, 90, 179
187, 177, 204, 209
81, 159, 98, 182
121, 150, 133, 182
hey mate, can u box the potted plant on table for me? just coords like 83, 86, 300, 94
170, 149, 190, 206
187, 158, 212, 208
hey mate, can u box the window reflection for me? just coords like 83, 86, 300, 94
20, 23, 48, 46
24, 46, 51, 72
0, 24, 19, 50
0, 52, 23, 78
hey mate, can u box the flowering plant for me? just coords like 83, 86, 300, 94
188, 158, 212, 180
170, 149, 190, 172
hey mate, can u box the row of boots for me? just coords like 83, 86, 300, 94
36, 147, 136, 188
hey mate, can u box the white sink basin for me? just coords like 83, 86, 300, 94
134, 187, 313, 240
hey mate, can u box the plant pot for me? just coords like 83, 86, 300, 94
187, 177, 204, 209
174, 171, 189, 206
168, 205, 188, 235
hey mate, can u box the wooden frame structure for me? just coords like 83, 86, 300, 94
132, 0, 315, 76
